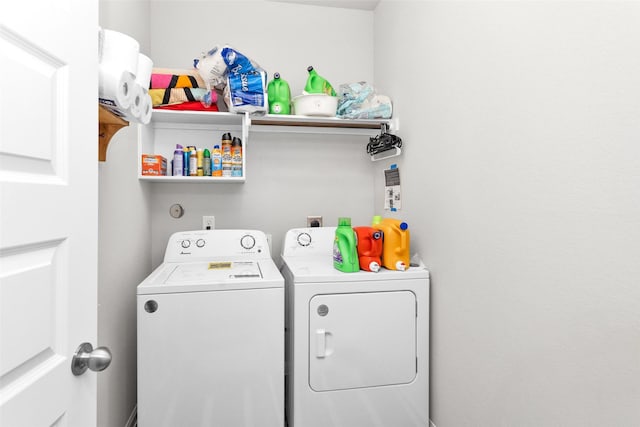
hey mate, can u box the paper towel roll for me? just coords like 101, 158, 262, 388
138, 93, 153, 125
136, 54, 153, 89
98, 26, 104, 63
99, 68, 135, 110
101, 29, 139, 75
128, 83, 145, 119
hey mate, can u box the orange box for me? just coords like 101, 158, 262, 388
141, 154, 167, 176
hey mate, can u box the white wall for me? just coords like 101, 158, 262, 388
374, 1, 640, 426
98, 2, 151, 426
148, 1, 377, 265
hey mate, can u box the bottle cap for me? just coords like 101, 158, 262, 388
307, 65, 314, 72
232, 137, 242, 146
400, 222, 408, 231
338, 217, 351, 226
274, 72, 280, 79
396, 261, 406, 271
369, 261, 380, 272
204, 148, 210, 157
372, 215, 382, 225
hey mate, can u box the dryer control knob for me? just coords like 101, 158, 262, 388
181, 240, 191, 249
196, 239, 205, 248
240, 234, 256, 250
297, 232, 311, 247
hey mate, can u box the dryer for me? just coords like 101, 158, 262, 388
280, 227, 430, 427
137, 229, 284, 427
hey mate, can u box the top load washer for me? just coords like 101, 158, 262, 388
280, 227, 430, 427
137, 229, 284, 427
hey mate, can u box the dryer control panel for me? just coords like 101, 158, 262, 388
281, 227, 336, 258
164, 230, 271, 262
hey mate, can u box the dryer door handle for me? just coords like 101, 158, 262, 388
315, 329, 327, 358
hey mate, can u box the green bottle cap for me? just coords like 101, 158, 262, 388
338, 217, 351, 226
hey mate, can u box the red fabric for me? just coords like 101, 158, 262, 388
154, 102, 219, 112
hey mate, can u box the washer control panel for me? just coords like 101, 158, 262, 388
164, 230, 270, 262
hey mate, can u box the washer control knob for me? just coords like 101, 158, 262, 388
181, 240, 191, 249
297, 232, 312, 247
240, 234, 256, 250
196, 239, 205, 248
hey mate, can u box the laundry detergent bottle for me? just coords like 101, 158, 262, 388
333, 217, 359, 273
353, 226, 383, 272
267, 72, 291, 115
304, 66, 336, 96
372, 216, 410, 271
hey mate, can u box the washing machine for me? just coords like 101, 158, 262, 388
280, 226, 430, 427
137, 229, 284, 427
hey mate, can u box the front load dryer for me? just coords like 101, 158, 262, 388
280, 227, 430, 427
137, 229, 284, 427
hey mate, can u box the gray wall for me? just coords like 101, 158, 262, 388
98, 2, 151, 427
373, 1, 640, 426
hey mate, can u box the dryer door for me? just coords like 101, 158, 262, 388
309, 291, 416, 391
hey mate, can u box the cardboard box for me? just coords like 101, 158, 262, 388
141, 154, 167, 176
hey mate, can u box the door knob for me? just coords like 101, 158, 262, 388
71, 342, 112, 376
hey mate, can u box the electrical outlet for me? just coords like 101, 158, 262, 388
307, 216, 322, 227
202, 216, 215, 230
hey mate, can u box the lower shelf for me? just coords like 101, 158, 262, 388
139, 175, 245, 183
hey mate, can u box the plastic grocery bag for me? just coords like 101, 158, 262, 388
337, 82, 392, 119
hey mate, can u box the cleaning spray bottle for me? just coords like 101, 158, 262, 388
267, 72, 291, 114
304, 65, 336, 96
333, 217, 359, 273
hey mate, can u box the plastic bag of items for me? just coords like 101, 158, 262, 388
336, 82, 392, 119
194, 46, 267, 113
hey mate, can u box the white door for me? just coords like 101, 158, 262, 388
309, 291, 417, 391
0, 0, 100, 425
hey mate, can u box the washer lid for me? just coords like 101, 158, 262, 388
281, 256, 429, 283
137, 258, 284, 294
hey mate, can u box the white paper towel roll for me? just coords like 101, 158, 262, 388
138, 93, 153, 125
101, 29, 139, 75
128, 83, 145, 119
98, 26, 104, 63
99, 67, 135, 110
136, 54, 153, 89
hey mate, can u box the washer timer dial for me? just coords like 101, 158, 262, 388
240, 234, 256, 250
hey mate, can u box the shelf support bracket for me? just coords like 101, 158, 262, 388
98, 105, 129, 162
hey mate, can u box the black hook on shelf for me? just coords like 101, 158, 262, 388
367, 122, 402, 155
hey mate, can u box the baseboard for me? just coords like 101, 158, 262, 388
125, 405, 137, 427
430, 419, 436, 427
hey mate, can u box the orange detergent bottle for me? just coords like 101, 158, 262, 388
353, 226, 383, 272
372, 216, 410, 271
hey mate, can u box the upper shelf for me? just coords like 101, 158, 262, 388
149, 110, 395, 135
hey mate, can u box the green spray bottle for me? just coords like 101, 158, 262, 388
304, 66, 336, 96
333, 217, 359, 272
267, 72, 291, 115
